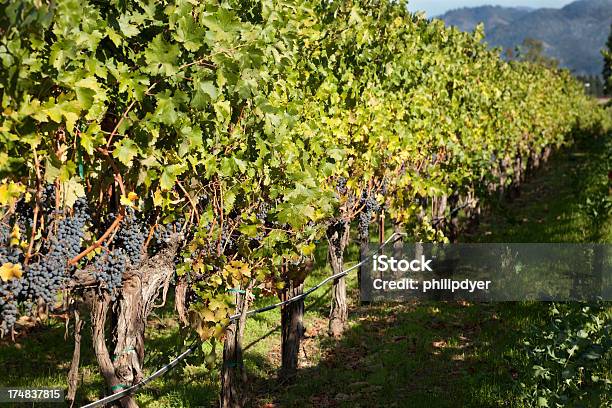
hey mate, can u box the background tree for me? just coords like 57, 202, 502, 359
603, 23, 612, 95
517, 37, 559, 69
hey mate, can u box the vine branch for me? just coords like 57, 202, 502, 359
68, 213, 124, 266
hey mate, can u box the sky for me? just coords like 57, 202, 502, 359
407, 1, 575, 17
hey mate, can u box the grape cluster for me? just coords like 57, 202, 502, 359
23, 198, 89, 304
219, 224, 236, 252
54, 198, 89, 259
0, 226, 22, 264
25, 258, 63, 303
1, 195, 91, 331
380, 178, 389, 196
15, 200, 33, 231
41, 184, 56, 213
93, 248, 126, 298
335, 177, 348, 195
0, 282, 22, 335
0, 299, 18, 335
0, 226, 24, 334
358, 192, 380, 239
115, 209, 146, 265
256, 201, 271, 222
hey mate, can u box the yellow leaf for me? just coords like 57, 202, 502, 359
196, 325, 213, 341
213, 323, 225, 338
209, 275, 222, 287
10, 225, 21, 246
0, 262, 23, 282
0, 182, 25, 206
201, 308, 216, 322
153, 189, 163, 207
120, 195, 135, 208
128, 192, 139, 201
214, 307, 228, 321
299, 242, 316, 256
208, 298, 225, 311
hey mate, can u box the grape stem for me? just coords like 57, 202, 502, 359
105, 82, 158, 149
68, 213, 124, 266
177, 180, 199, 221
25, 148, 43, 265
142, 224, 157, 254
95, 147, 126, 196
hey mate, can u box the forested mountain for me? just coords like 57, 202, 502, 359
439, 0, 612, 75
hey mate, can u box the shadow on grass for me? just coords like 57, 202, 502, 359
248, 301, 547, 408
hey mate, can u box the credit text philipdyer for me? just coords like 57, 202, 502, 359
370, 255, 492, 294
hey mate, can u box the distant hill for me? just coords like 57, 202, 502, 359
438, 0, 612, 75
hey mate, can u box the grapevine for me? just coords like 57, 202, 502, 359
0, 0, 610, 406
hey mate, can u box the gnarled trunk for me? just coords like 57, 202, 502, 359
66, 305, 84, 407
84, 239, 179, 408
327, 220, 350, 337
392, 220, 403, 259
358, 224, 369, 296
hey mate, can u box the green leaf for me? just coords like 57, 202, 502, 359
238, 224, 258, 237
113, 139, 139, 166
42, 100, 81, 134
213, 100, 231, 126
180, 125, 203, 150
79, 123, 104, 155
118, 14, 140, 38
62, 177, 85, 208
144, 35, 180, 77
160, 164, 186, 190
200, 81, 218, 100
75, 87, 95, 109
233, 158, 247, 173
174, 15, 204, 52
155, 92, 179, 125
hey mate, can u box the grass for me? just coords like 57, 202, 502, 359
0, 131, 610, 407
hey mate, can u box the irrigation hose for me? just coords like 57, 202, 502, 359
80, 232, 406, 408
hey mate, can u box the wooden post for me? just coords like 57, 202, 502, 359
220, 286, 251, 408
280, 279, 305, 379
